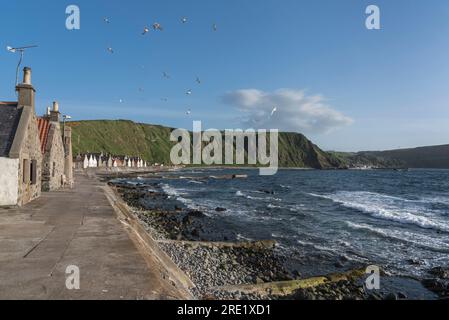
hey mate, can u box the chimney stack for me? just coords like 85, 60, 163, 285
49, 100, 60, 122
16, 67, 35, 109
23, 67, 32, 85
46, 107, 51, 116
53, 101, 59, 112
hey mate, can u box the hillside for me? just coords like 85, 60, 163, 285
329, 151, 406, 169
67, 120, 345, 169
330, 144, 449, 169
360, 145, 449, 169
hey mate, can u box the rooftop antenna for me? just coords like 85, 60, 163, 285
6, 45, 38, 87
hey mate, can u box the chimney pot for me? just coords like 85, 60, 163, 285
53, 101, 59, 112
46, 107, 51, 116
23, 67, 31, 85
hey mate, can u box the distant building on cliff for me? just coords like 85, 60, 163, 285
0, 67, 73, 207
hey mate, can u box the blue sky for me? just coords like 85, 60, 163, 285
1, 0, 449, 151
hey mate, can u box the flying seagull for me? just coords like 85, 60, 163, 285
107, 47, 114, 54
119, 99, 124, 103
186, 108, 191, 115
142, 26, 150, 35
271, 107, 277, 116
186, 89, 192, 95
103, 17, 110, 24
152, 22, 163, 31
161, 98, 168, 102
212, 23, 218, 32
181, 17, 188, 24
196, 77, 201, 84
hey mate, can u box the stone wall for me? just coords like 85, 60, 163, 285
42, 122, 65, 191
0, 158, 19, 206
17, 111, 42, 206
63, 126, 73, 187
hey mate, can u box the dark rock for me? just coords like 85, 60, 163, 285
429, 267, 449, 279
406, 258, 423, 266
422, 278, 448, 294
397, 292, 407, 299
292, 270, 301, 279
191, 228, 200, 237
187, 210, 205, 218
384, 293, 398, 300
182, 215, 193, 225
215, 207, 227, 212
334, 261, 344, 268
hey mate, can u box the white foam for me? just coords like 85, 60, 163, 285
420, 195, 449, 206
309, 191, 449, 232
236, 234, 254, 241
346, 221, 449, 253
187, 180, 203, 184
161, 183, 199, 210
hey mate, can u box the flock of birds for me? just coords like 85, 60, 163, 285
102, 16, 277, 118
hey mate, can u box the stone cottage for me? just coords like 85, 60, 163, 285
37, 101, 72, 191
0, 67, 42, 206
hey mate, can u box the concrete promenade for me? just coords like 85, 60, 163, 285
0, 173, 189, 300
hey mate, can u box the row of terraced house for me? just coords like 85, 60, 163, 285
73, 154, 149, 169
0, 67, 73, 207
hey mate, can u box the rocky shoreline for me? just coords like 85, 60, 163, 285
109, 176, 446, 300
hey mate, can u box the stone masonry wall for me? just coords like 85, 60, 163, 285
42, 122, 65, 192
17, 111, 42, 206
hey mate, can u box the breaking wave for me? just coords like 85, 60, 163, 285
161, 183, 199, 210
309, 191, 449, 232
346, 221, 449, 253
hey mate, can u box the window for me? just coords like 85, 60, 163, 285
52, 162, 56, 177
30, 160, 37, 185
23, 159, 30, 183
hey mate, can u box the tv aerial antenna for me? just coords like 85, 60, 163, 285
6, 45, 38, 86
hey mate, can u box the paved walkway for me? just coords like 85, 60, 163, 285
0, 173, 186, 300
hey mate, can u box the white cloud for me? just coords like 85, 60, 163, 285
223, 88, 353, 134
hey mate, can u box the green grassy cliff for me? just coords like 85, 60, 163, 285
67, 120, 345, 169
330, 145, 449, 169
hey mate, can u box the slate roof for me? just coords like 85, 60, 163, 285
0, 102, 21, 157
37, 117, 51, 153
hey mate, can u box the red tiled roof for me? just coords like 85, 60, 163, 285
37, 117, 50, 153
